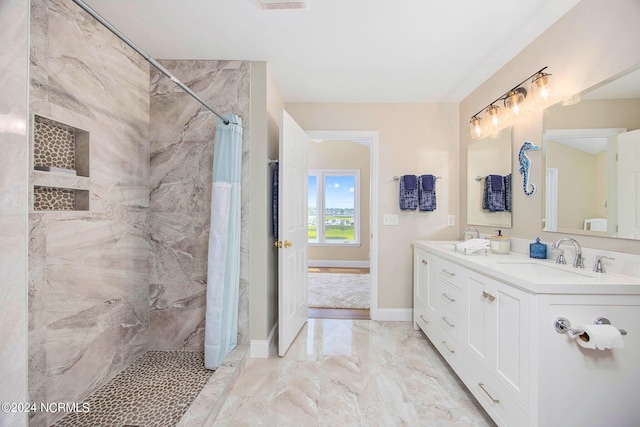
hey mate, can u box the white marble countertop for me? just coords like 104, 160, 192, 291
413, 240, 640, 295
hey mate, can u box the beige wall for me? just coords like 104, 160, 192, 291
286, 103, 459, 310
249, 62, 283, 341
545, 98, 640, 131
308, 140, 370, 262
460, 0, 640, 255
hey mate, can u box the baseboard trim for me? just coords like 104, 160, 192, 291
249, 322, 277, 358
376, 308, 413, 322
308, 260, 370, 268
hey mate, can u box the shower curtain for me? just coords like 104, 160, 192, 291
204, 114, 243, 370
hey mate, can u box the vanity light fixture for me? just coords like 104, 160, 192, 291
469, 66, 553, 139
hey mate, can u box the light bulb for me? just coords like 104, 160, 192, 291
469, 116, 483, 139
485, 104, 502, 131
504, 88, 527, 119
530, 71, 554, 107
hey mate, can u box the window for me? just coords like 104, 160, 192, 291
308, 169, 360, 245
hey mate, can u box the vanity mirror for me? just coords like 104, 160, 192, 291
467, 127, 512, 228
543, 66, 640, 240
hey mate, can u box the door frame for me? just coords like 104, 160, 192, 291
306, 130, 379, 320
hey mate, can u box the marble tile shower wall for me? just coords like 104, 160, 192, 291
28, 0, 151, 425
0, 0, 29, 426
149, 60, 251, 351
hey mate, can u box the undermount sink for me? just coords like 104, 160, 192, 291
495, 261, 594, 280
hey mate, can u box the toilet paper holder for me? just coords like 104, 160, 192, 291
554, 317, 627, 336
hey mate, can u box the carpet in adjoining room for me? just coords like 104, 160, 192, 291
308, 272, 370, 309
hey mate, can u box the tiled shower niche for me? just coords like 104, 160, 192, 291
31, 115, 91, 211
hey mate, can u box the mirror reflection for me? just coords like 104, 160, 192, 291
467, 127, 512, 228
543, 67, 640, 239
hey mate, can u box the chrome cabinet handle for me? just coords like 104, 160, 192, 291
442, 293, 455, 302
478, 382, 500, 403
482, 291, 496, 302
421, 259, 428, 265
442, 341, 455, 354
442, 316, 455, 328
420, 315, 429, 324
442, 269, 455, 277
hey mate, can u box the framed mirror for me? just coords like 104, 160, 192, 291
542, 66, 640, 239
467, 127, 512, 228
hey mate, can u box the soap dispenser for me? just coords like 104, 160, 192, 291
490, 230, 511, 254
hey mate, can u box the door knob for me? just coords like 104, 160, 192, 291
274, 240, 292, 248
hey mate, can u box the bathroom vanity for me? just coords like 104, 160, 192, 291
412, 240, 640, 427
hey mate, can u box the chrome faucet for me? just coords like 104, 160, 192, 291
551, 237, 584, 269
463, 227, 480, 240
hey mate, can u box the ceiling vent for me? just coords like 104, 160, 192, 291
259, 0, 308, 9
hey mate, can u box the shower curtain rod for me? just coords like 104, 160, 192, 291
71, 0, 230, 125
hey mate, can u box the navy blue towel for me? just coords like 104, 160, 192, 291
482, 175, 505, 212
505, 174, 512, 212
272, 162, 279, 238
418, 175, 437, 211
490, 174, 503, 191
399, 175, 418, 210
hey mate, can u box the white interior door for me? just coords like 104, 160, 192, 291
617, 129, 640, 239
278, 109, 309, 356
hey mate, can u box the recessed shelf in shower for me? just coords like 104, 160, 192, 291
31, 114, 91, 211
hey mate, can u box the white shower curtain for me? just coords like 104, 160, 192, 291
204, 114, 243, 370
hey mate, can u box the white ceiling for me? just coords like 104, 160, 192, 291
82, 0, 581, 103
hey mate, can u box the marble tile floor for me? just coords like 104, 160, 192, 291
50, 348, 248, 427
211, 319, 496, 427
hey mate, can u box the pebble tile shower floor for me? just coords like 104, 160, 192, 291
52, 351, 214, 427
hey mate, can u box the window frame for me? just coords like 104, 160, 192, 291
308, 169, 361, 247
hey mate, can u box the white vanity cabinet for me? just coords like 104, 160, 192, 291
412, 241, 640, 427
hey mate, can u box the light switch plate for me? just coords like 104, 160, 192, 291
383, 214, 399, 226
447, 215, 455, 226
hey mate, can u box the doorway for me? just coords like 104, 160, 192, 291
305, 131, 379, 320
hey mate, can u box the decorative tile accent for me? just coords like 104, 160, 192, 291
34, 117, 75, 170
33, 186, 75, 210
52, 351, 214, 427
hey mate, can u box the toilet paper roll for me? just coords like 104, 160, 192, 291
576, 324, 625, 350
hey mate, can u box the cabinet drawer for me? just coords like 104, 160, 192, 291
437, 258, 463, 286
414, 306, 434, 336
438, 306, 464, 344
438, 279, 463, 318
435, 331, 464, 371
462, 356, 529, 427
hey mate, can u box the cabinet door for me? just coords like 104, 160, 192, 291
413, 248, 436, 333
467, 274, 491, 364
491, 279, 529, 406
466, 272, 529, 407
